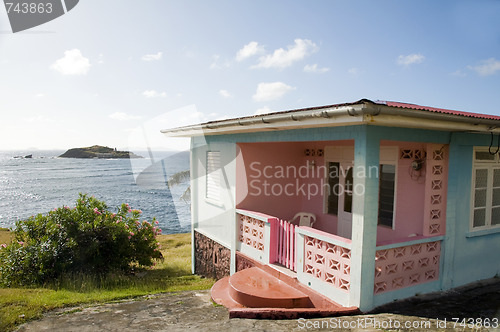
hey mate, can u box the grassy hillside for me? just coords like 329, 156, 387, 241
0, 232, 212, 332
0, 228, 12, 245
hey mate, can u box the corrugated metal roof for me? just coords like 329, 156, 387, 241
199, 99, 500, 125
161, 98, 500, 136
379, 100, 500, 121
200, 99, 369, 126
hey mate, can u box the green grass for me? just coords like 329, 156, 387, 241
0, 228, 12, 245
0, 232, 214, 332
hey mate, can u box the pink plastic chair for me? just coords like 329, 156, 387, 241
290, 212, 316, 228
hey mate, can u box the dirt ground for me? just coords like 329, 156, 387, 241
16, 278, 500, 331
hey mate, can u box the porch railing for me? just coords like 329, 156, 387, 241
236, 209, 280, 266
374, 237, 443, 294
274, 219, 296, 271
293, 226, 353, 309
236, 209, 297, 271
235, 209, 444, 309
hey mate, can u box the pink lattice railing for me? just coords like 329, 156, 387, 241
422, 144, 448, 236
303, 235, 351, 291
374, 240, 441, 294
237, 213, 266, 252
274, 219, 296, 271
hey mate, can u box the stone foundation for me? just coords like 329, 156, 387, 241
194, 231, 230, 280
235, 251, 256, 272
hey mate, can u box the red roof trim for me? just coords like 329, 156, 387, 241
380, 101, 500, 121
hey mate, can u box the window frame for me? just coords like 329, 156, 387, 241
470, 148, 500, 232
377, 146, 398, 229
325, 161, 340, 215
323, 146, 354, 216
378, 163, 397, 228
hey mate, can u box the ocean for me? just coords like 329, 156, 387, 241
0, 150, 191, 234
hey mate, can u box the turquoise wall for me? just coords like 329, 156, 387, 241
443, 132, 500, 288
203, 125, 451, 144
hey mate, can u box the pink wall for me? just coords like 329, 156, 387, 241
236, 140, 353, 234
295, 140, 353, 234
376, 141, 427, 243
236, 142, 303, 221
237, 140, 438, 243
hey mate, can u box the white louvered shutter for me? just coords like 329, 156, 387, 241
206, 151, 221, 201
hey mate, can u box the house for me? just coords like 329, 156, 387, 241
161, 99, 500, 314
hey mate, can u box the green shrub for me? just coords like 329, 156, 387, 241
0, 194, 163, 287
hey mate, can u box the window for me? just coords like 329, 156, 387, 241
378, 146, 398, 228
325, 163, 353, 214
344, 167, 353, 213
378, 164, 396, 227
471, 148, 500, 230
323, 146, 354, 217
206, 151, 221, 202
326, 162, 340, 215
324, 146, 398, 226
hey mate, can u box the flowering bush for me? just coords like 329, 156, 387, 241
0, 194, 162, 287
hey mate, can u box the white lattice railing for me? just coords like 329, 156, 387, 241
237, 212, 266, 252
235, 209, 278, 265
236, 209, 298, 270
297, 227, 352, 292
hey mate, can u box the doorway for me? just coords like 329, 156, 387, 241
324, 146, 354, 239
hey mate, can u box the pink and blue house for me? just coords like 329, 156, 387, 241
162, 99, 500, 313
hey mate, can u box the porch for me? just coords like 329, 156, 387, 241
235, 208, 444, 309
234, 138, 448, 309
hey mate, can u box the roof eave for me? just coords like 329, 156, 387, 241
161, 103, 369, 137
161, 101, 500, 137
366, 103, 500, 133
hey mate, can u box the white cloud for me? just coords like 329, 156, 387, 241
189, 111, 205, 119
215, 114, 232, 121
303, 63, 330, 73
348, 67, 361, 76
397, 53, 425, 66
254, 106, 271, 115
236, 41, 265, 62
23, 115, 54, 123
209, 55, 220, 69
35, 93, 45, 98
219, 89, 232, 98
468, 58, 500, 76
109, 112, 142, 121
50, 49, 91, 75
451, 69, 467, 77
141, 52, 163, 61
143, 90, 167, 98
252, 82, 295, 102
253, 39, 318, 69
210, 54, 231, 69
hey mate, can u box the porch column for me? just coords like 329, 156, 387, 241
349, 128, 379, 311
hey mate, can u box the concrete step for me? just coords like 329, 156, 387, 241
228, 267, 313, 308
210, 276, 244, 310
211, 262, 360, 319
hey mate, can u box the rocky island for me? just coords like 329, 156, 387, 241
59, 145, 143, 159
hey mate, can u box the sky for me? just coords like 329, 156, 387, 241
1, 0, 500, 151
